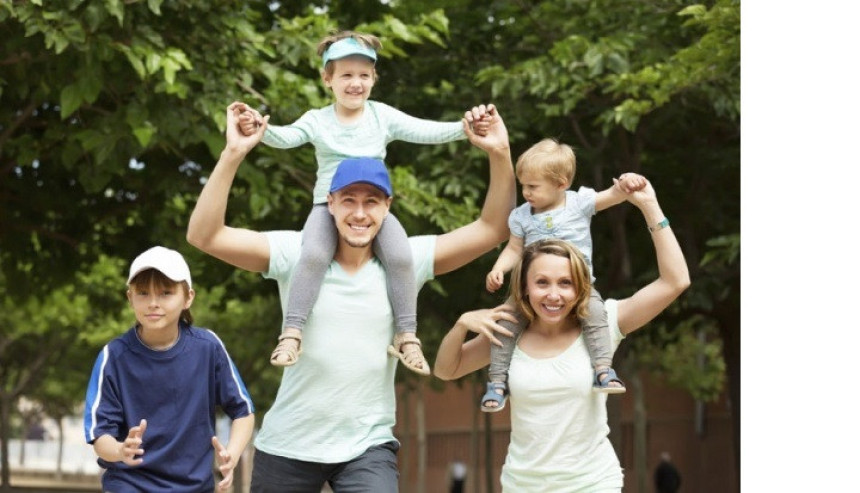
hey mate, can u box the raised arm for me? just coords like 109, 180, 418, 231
615, 181, 691, 334
186, 102, 272, 273
433, 105, 517, 275
595, 172, 648, 211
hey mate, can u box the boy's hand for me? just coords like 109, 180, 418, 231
486, 269, 505, 293
212, 436, 236, 491
614, 172, 647, 193
119, 419, 147, 466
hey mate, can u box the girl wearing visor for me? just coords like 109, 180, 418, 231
235, 31, 491, 376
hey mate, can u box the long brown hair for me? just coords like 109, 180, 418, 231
509, 239, 592, 324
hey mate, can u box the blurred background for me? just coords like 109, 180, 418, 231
0, 0, 739, 491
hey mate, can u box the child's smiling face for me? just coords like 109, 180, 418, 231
324, 56, 377, 114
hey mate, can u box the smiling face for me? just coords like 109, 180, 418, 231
327, 183, 392, 249
510, 240, 592, 326
322, 56, 377, 117
127, 270, 194, 335
524, 253, 580, 324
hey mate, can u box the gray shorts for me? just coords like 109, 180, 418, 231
250, 441, 400, 493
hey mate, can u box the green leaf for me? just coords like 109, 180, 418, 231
132, 124, 156, 147
59, 84, 83, 119
105, 0, 123, 24
147, 0, 163, 15
145, 52, 162, 75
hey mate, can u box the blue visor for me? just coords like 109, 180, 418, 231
322, 37, 378, 66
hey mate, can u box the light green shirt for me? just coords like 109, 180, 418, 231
255, 230, 436, 462
261, 100, 465, 203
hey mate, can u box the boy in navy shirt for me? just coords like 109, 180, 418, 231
84, 246, 255, 492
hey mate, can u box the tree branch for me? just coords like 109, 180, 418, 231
0, 99, 40, 158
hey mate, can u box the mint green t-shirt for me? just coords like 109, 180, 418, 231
261, 100, 465, 203
255, 231, 436, 462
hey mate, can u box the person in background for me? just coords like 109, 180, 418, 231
655, 451, 682, 493
447, 457, 467, 493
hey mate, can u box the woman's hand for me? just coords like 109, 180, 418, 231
456, 304, 519, 347
626, 178, 659, 210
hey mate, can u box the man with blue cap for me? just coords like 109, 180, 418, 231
187, 100, 514, 491
232, 31, 490, 376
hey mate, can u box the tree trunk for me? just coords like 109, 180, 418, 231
415, 379, 426, 493
18, 418, 25, 466
483, 408, 494, 493
55, 416, 64, 479
704, 249, 740, 490
716, 298, 740, 490
470, 376, 480, 493
632, 370, 648, 493
399, 384, 412, 491
1, 396, 11, 492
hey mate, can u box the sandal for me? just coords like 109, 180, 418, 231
480, 381, 508, 413
270, 328, 303, 367
387, 332, 431, 376
593, 368, 626, 394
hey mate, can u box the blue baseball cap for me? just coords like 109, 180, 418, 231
322, 37, 378, 66
330, 158, 392, 197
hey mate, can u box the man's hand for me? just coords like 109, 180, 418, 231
226, 101, 268, 155
463, 104, 509, 153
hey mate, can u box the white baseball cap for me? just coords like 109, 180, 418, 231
127, 246, 192, 289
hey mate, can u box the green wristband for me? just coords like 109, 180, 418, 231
648, 218, 670, 232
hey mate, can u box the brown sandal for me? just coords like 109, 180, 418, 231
270, 328, 303, 367
387, 332, 431, 376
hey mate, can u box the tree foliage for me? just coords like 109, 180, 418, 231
1, 0, 739, 486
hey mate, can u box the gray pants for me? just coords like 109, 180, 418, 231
488, 289, 612, 382
251, 442, 400, 493
283, 203, 416, 334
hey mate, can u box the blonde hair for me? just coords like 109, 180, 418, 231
509, 239, 592, 323
128, 269, 194, 326
317, 30, 382, 78
515, 138, 576, 187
